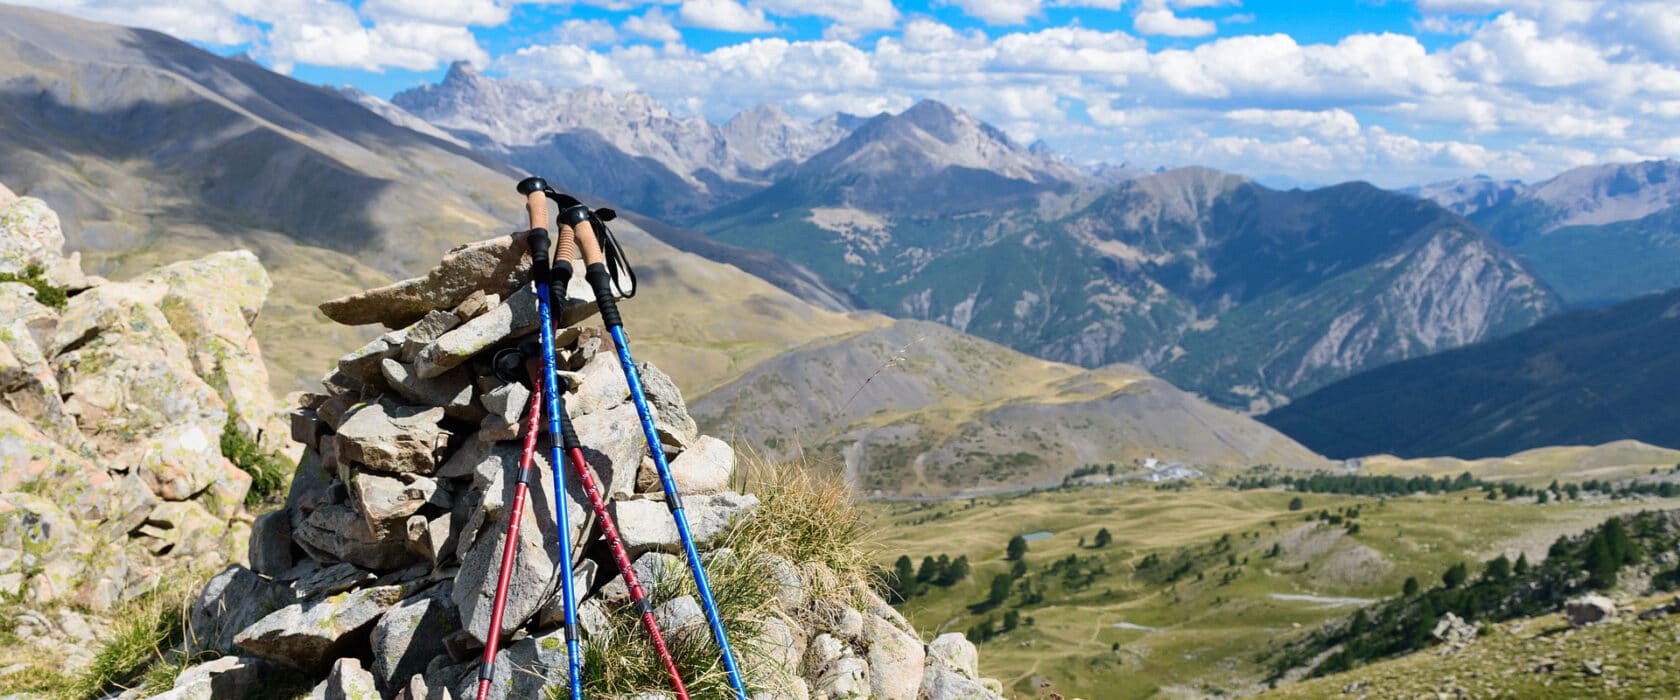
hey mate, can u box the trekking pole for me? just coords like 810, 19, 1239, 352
474, 377, 543, 700
516, 178, 585, 699
540, 340, 691, 699
543, 186, 750, 700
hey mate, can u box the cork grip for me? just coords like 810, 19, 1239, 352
525, 191, 548, 253
556, 224, 579, 266
574, 218, 605, 267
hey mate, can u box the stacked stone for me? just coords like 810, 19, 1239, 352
167, 229, 1007, 700
171, 231, 760, 699
0, 182, 284, 671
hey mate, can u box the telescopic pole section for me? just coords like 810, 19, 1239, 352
516, 177, 585, 699
474, 385, 543, 700
565, 206, 750, 700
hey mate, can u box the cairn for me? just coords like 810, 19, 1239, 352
171, 229, 1006, 699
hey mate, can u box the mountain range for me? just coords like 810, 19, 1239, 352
1413, 160, 1680, 307
0, 5, 1325, 497
1261, 286, 1680, 459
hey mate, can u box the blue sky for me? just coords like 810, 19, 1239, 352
21, 0, 1680, 186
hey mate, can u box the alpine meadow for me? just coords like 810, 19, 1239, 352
1, 2, 1679, 699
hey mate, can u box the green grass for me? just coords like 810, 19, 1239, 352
869, 478, 1678, 699
220, 411, 290, 506
0, 263, 67, 309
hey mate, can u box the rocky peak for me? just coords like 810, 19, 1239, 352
1, 184, 286, 671
1525, 159, 1680, 228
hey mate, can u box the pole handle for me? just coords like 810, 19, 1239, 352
567, 212, 605, 268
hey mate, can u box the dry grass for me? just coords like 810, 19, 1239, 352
728, 447, 884, 606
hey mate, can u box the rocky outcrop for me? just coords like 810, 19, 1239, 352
0, 185, 285, 676
176, 229, 1004, 698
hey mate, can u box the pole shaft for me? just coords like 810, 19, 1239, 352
609, 325, 749, 699
536, 278, 585, 699
475, 386, 542, 700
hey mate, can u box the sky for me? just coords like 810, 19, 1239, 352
17, 0, 1680, 187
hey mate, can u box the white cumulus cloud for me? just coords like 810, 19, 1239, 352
678, 0, 775, 32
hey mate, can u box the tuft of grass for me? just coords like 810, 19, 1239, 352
70, 574, 203, 698
728, 447, 883, 606
220, 411, 290, 506
0, 263, 68, 309
544, 450, 879, 698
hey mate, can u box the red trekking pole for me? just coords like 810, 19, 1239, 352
475, 377, 544, 700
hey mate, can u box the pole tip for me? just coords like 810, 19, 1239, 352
516, 177, 549, 195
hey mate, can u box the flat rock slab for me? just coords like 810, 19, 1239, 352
614, 492, 760, 556
235, 584, 409, 673
318, 232, 532, 328
333, 399, 448, 476
413, 282, 590, 380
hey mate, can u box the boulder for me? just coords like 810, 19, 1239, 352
382, 359, 481, 421
743, 614, 806, 693
636, 361, 697, 448
49, 282, 227, 457
615, 492, 759, 555
136, 500, 227, 558
318, 231, 534, 328
457, 628, 571, 700
919, 664, 999, 700
476, 380, 531, 443
1567, 594, 1618, 627
249, 510, 296, 576
320, 657, 380, 700
160, 655, 278, 700
338, 334, 400, 387
0, 318, 76, 441
863, 613, 925, 699
140, 250, 279, 446
235, 584, 409, 673
294, 502, 419, 571
0, 196, 66, 277
658, 435, 734, 495
333, 400, 448, 476
653, 595, 705, 639
412, 286, 584, 379
807, 633, 870, 699
926, 633, 979, 679
348, 471, 446, 538
371, 584, 458, 693
189, 564, 290, 655
132, 421, 228, 501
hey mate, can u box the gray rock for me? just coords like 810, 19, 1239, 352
763, 552, 806, 613
476, 381, 531, 443
289, 407, 327, 450
188, 565, 289, 655
249, 510, 295, 576
402, 310, 463, 363
926, 633, 979, 678
864, 613, 925, 699
383, 359, 481, 421
318, 231, 534, 328
1567, 594, 1618, 627
455, 628, 572, 700
570, 402, 646, 499
534, 559, 602, 630
636, 361, 697, 448
569, 349, 628, 417
615, 492, 759, 555
648, 590, 702, 634
413, 285, 584, 379
338, 335, 398, 387
834, 608, 864, 641
807, 631, 870, 700
349, 471, 446, 538
322, 657, 380, 700
919, 663, 1000, 700
452, 438, 586, 646
453, 289, 493, 321
334, 399, 449, 476
0, 197, 66, 278
656, 435, 734, 496
131, 421, 232, 501
164, 655, 278, 700
294, 503, 420, 572
372, 585, 457, 693
234, 584, 408, 673
744, 614, 806, 693
292, 562, 377, 600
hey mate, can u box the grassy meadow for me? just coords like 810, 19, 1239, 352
870, 476, 1679, 699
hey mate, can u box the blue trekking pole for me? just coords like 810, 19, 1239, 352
515, 178, 585, 699
537, 184, 749, 699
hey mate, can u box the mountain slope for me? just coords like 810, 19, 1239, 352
691, 320, 1327, 496
1260, 287, 1680, 459
703, 148, 1560, 409
0, 4, 875, 395
1443, 160, 1680, 306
